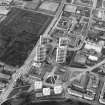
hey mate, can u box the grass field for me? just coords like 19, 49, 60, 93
0, 8, 53, 67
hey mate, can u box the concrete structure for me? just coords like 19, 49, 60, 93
39, 1, 59, 12
0, 6, 10, 15
67, 88, 83, 98
64, 4, 77, 13
56, 47, 67, 63
0, 73, 10, 80
99, 82, 105, 104
71, 72, 89, 91
84, 91, 95, 101
54, 85, 63, 94
59, 37, 69, 48
34, 81, 43, 90
86, 74, 99, 94
85, 42, 102, 53
40, 36, 49, 45
88, 55, 98, 61
36, 45, 47, 62
43, 87, 51, 96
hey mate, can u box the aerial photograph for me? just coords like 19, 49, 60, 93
0, 0, 105, 105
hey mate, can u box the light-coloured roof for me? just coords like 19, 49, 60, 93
34, 80, 42, 90
56, 47, 67, 63
43, 87, 51, 96
39, 1, 59, 12
88, 55, 98, 61
0, 7, 9, 15
0, 73, 10, 80
64, 5, 77, 13
85, 42, 102, 53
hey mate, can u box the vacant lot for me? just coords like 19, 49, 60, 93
0, 8, 53, 67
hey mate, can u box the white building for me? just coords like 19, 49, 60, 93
88, 55, 98, 61
67, 88, 83, 98
84, 91, 95, 101
0, 6, 10, 15
54, 85, 63, 94
32, 61, 41, 68
56, 47, 67, 63
40, 36, 48, 45
43, 87, 51, 96
34, 81, 42, 90
84, 42, 102, 53
0, 0, 12, 4
36, 45, 46, 62
64, 5, 77, 13
59, 37, 69, 48
39, 1, 59, 12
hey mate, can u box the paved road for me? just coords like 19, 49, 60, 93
64, 58, 105, 88
0, 0, 104, 104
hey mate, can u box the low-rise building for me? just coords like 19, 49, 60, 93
57, 17, 70, 30
86, 74, 99, 94
84, 91, 95, 101
54, 85, 63, 95
43, 87, 51, 96
84, 41, 102, 53
99, 82, 105, 104
0, 0, 12, 5
34, 80, 43, 90
73, 53, 87, 64
71, 72, 89, 92
67, 88, 83, 98
88, 55, 98, 61
0, 6, 10, 15
59, 37, 69, 48
38, 1, 59, 13
0, 73, 10, 80
64, 4, 77, 13
40, 36, 49, 45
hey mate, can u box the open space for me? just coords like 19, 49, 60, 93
0, 8, 53, 67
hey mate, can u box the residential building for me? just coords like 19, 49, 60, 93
57, 17, 70, 29
84, 41, 102, 53
34, 80, 43, 90
71, 72, 89, 91
88, 55, 98, 61
38, 1, 59, 13
99, 82, 105, 104
64, 5, 77, 13
35, 92, 43, 98
32, 61, 41, 68
36, 45, 47, 62
56, 47, 67, 63
43, 87, 51, 96
67, 88, 83, 98
0, 73, 10, 80
59, 37, 69, 48
40, 36, 52, 45
73, 53, 87, 64
84, 91, 95, 101
40, 36, 49, 45
0, 0, 12, 4
54, 85, 63, 94
86, 74, 99, 94
0, 6, 10, 15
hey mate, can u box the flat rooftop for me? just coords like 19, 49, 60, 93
0, 8, 53, 67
